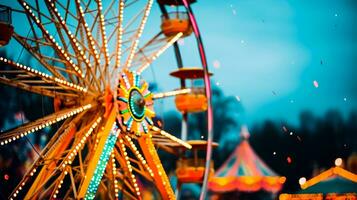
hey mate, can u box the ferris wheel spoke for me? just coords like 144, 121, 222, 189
152, 88, 192, 99
77, 109, 119, 199
52, 1, 105, 91
102, 0, 117, 17
151, 126, 192, 149
18, 0, 88, 83
137, 32, 183, 73
123, 0, 154, 69
24, 168, 62, 199
0, 76, 76, 98
50, 116, 102, 199
12, 34, 67, 81
96, 0, 111, 83
55, 1, 79, 22
24, 122, 82, 199
128, 31, 162, 68
19, 112, 100, 199
44, 0, 103, 91
123, 135, 155, 179
0, 57, 90, 96
109, 0, 124, 87
49, 166, 74, 199
0, 104, 92, 146
113, 142, 151, 182
8, 119, 68, 199
74, 1, 107, 89
76, 0, 111, 86
115, 0, 124, 70
137, 134, 176, 199
108, 151, 120, 199
116, 136, 142, 198
9, 118, 79, 200
111, 166, 140, 200
59, 116, 102, 170
74, 1, 100, 57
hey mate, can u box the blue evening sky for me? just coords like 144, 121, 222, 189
2, 0, 357, 125
150, 0, 357, 125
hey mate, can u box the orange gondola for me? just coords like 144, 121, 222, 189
174, 140, 218, 184
161, 12, 192, 37
170, 67, 213, 113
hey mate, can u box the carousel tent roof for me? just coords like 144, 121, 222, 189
208, 126, 285, 193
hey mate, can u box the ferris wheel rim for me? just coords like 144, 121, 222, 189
157, 0, 214, 199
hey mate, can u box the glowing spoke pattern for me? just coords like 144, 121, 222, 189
111, 152, 119, 198
46, 0, 101, 90
97, 0, 110, 68
138, 135, 175, 199
61, 117, 102, 169
75, 0, 101, 65
51, 169, 68, 199
0, 0, 209, 199
124, 0, 153, 69
85, 124, 120, 200
151, 126, 192, 149
0, 57, 88, 93
9, 123, 77, 200
137, 32, 183, 73
124, 135, 154, 177
118, 137, 141, 197
20, 1, 84, 78
153, 88, 191, 99
115, 0, 125, 69
0, 104, 92, 145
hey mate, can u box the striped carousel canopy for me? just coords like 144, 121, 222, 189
208, 126, 286, 193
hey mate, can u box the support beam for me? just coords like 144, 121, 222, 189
77, 108, 117, 198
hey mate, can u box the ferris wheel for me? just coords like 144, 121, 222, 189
0, 0, 213, 199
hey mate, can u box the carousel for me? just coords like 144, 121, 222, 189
208, 126, 286, 199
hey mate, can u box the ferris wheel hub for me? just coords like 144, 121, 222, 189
116, 70, 155, 136
128, 88, 146, 120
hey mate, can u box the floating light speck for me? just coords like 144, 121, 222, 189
236, 96, 241, 102
313, 80, 319, 88
213, 60, 221, 69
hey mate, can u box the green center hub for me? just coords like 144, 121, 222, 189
128, 88, 145, 121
